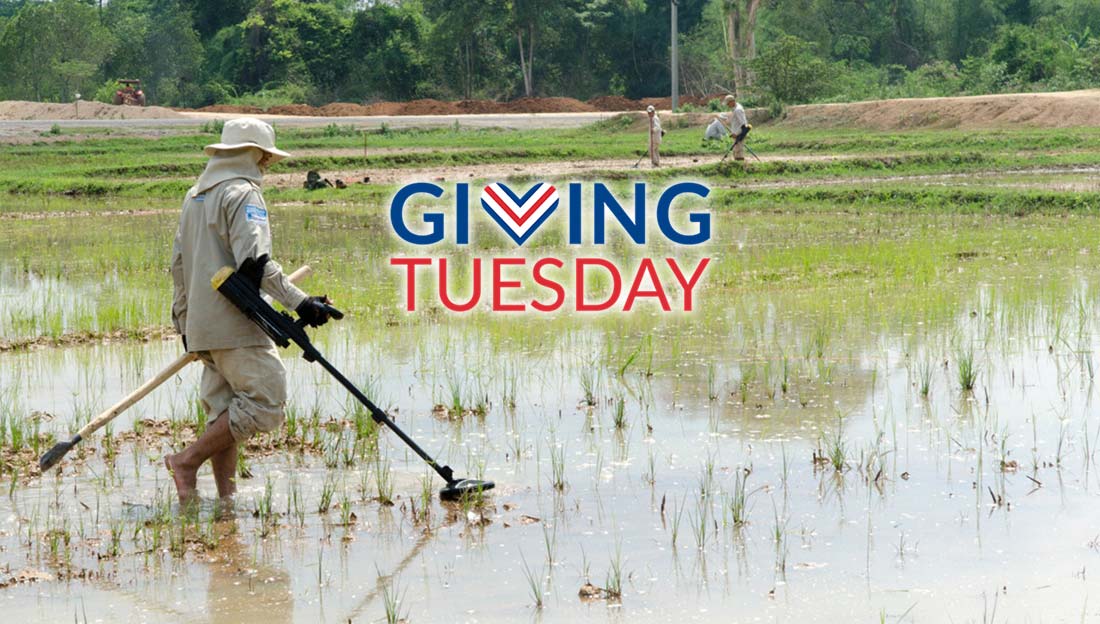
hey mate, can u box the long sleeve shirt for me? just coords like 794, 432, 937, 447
171, 151, 306, 352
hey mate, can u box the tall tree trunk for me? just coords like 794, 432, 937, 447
725, 0, 761, 94
517, 23, 535, 97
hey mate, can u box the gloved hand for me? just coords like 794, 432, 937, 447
747, 123, 753, 130
296, 295, 339, 327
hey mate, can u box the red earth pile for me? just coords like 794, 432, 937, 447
193, 93, 726, 116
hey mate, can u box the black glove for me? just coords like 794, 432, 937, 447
735, 125, 751, 143
296, 295, 342, 327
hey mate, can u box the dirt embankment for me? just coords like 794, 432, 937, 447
6, 90, 1100, 129
0, 100, 183, 120
779, 89, 1100, 130
195, 94, 721, 117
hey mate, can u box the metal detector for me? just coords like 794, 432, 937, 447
211, 266, 495, 501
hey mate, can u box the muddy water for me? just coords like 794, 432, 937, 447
3, 265, 1100, 623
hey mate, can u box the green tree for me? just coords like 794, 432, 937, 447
751, 34, 832, 103
101, 0, 204, 105
210, 0, 350, 100
344, 3, 431, 101
423, 0, 510, 99
0, 0, 114, 101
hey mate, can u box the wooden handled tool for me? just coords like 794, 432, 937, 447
38, 265, 312, 472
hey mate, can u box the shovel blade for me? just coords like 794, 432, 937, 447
38, 439, 76, 472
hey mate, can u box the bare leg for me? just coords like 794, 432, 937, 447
211, 422, 238, 500
164, 412, 236, 504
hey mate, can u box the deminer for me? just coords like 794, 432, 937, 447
705, 94, 752, 160
167, 118, 336, 504
647, 104, 664, 167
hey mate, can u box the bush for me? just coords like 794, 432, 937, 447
902, 61, 963, 98
93, 79, 120, 104
751, 35, 834, 105
224, 82, 312, 109
961, 56, 1010, 94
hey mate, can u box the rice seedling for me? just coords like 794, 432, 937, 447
542, 523, 557, 567
917, 358, 933, 398
612, 396, 627, 430
957, 346, 978, 392
690, 493, 710, 549
670, 495, 686, 549
605, 542, 624, 601
707, 362, 719, 401
729, 468, 751, 528
549, 438, 567, 491
375, 456, 395, 505
318, 476, 336, 513
519, 553, 545, 609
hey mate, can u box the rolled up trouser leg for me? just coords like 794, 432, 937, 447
733, 141, 744, 160
198, 344, 288, 442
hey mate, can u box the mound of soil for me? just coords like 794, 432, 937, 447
360, 101, 403, 116
266, 104, 319, 116
397, 98, 461, 115
197, 104, 263, 114
780, 89, 1100, 130
505, 97, 595, 113
588, 95, 638, 111
0, 100, 184, 120
181, 92, 722, 118
455, 99, 508, 114
318, 102, 371, 116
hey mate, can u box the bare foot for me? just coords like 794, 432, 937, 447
214, 496, 236, 520
164, 453, 198, 504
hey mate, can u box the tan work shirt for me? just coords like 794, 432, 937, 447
171, 151, 306, 352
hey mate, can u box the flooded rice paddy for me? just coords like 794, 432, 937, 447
3, 189, 1100, 622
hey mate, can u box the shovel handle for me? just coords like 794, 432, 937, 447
74, 264, 313, 439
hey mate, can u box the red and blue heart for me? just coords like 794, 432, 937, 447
479, 182, 559, 245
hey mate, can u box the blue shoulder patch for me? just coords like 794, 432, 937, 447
245, 204, 268, 224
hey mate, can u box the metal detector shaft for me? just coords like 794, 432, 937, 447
311, 353, 456, 484
211, 266, 459, 486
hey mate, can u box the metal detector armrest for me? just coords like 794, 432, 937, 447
211, 266, 320, 360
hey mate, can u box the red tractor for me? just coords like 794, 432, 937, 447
112, 79, 146, 106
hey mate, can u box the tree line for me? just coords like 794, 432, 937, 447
1, 0, 1099, 109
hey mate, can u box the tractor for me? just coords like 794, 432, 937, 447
112, 79, 146, 106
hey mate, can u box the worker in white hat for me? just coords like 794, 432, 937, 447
166, 118, 334, 504
704, 94, 751, 160
646, 105, 664, 167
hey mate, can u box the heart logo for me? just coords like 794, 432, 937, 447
480, 182, 559, 245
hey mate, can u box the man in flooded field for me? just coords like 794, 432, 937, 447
647, 105, 663, 167
705, 94, 752, 160
167, 118, 334, 505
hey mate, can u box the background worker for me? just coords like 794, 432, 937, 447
167, 118, 335, 505
647, 104, 663, 166
705, 94, 752, 160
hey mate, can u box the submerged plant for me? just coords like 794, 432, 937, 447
957, 347, 978, 392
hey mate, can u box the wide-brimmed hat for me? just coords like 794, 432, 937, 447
724, 94, 737, 104
204, 118, 291, 163
646, 105, 655, 113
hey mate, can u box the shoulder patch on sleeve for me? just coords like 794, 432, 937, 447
245, 204, 268, 223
